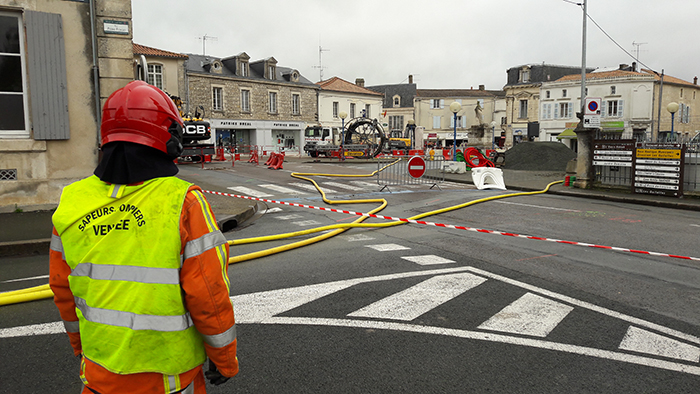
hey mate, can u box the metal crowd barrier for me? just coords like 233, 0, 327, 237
376, 156, 445, 191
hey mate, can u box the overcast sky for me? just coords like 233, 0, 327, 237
132, 0, 699, 90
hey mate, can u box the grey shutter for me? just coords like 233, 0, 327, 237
25, 11, 70, 140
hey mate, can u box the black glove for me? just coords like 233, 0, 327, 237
205, 360, 230, 386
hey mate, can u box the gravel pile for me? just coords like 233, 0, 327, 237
502, 142, 576, 171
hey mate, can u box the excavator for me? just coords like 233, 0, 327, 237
170, 95, 215, 162
385, 121, 416, 155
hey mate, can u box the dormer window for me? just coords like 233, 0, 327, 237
520, 68, 530, 83
263, 57, 278, 80
240, 61, 248, 77
268, 65, 275, 80
393, 95, 401, 107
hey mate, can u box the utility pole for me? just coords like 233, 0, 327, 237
574, 0, 595, 189
313, 45, 329, 82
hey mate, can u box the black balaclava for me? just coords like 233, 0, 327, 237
94, 141, 178, 184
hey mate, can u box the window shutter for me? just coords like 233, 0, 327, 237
450, 116, 454, 128
440, 99, 444, 109
25, 11, 70, 140
554, 104, 559, 119
618, 100, 623, 118
601, 101, 607, 118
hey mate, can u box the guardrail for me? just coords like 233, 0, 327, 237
376, 156, 445, 191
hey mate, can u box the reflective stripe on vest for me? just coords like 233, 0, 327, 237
53, 175, 207, 375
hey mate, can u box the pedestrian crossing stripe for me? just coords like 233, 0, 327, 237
227, 181, 464, 200
401, 255, 455, 265
226, 186, 272, 198
366, 243, 410, 252
227, 266, 700, 375
259, 184, 307, 194
3, 266, 700, 375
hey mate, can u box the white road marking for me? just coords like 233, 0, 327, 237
226, 186, 272, 198
691, 224, 700, 228
6, 266, 700, 376
366, 243, 410, 252
0, 322, 64, 338
477, 293, 573, 337
1, 275, 49, 284
266, 316, 700, 376
401, 255, 455, 265
263, 208, 283, 214
348, 273, 486, 321
288, 182, 339, 194
321, 182, 364, 191
291, 220, 322, 226
346, 234, 375, 242
276, 214, 303, 220
494, 200, 581, 212
619, 326, 700, 362
259, 184, 307, 195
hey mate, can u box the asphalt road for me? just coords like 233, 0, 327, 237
2, 160, 700, 393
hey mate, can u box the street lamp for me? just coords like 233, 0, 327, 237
667, 102, 679, 141
490, 121, 497, 150
449, 101, 461, 161
339, 111, 347, 161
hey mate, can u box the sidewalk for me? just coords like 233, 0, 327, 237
2, 156, 698, 257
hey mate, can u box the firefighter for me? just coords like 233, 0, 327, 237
49, 81, 238, 394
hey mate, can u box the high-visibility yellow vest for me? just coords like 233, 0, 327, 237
53, 175, 206, 375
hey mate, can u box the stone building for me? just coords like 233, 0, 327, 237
504, 64, 592, 148
184, 53, 318, 155
366, 75, 419, 137
413, 86, 505, 149
1, 0, 134, 212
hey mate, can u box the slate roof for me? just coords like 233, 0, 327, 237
133, 43, 188, 59
504, 64, 592, 86
365, 83, 418, 108
185, 53, 317, 87
416, 88, 505, 98
317, 77, 383, 96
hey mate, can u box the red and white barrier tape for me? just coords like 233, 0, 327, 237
203, 190, 700, 262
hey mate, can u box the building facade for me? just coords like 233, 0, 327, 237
414, 86, 505, 149
367, 76, 419, 138
539, 67, 700, 147
133, 43, 188, 102
184, 53, 318, 155
504, 64, 591, 148
1, 0, 134, 211
316, 77, 383, 134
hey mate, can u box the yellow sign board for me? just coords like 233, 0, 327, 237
344, 151, 364, 157
636, 149, 681, 159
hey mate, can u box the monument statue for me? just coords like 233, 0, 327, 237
474, 102, 484, 125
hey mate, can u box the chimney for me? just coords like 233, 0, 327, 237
632, 62, 637, 72
694, 76, 698, 85
479, 85, 485, 91
408, 75, 413, 84
355, 78, 365, 87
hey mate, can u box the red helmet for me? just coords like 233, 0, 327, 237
100, 80, 184, 158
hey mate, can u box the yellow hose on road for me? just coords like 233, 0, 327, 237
0, 156, 561, 305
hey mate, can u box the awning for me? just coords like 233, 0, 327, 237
556, 129, 577, 140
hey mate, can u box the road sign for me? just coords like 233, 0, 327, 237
585, 97, 601, 115
407, 156, 426, 178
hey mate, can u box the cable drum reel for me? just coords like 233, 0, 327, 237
342, 118, 387, 159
